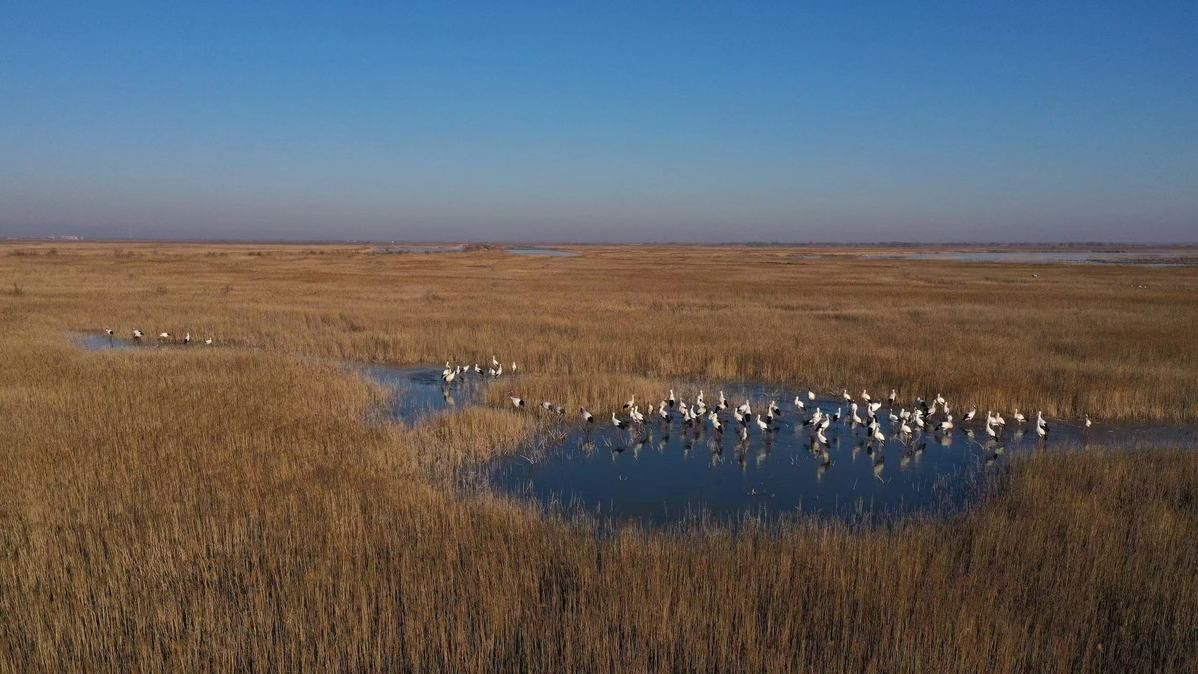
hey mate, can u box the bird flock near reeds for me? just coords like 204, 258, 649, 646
438, 356, 1092, 477
106, 327, 214, 346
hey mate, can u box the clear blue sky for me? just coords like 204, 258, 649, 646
2, 1, 1195, 242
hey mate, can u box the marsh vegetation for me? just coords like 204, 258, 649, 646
2, 243, 1196, 671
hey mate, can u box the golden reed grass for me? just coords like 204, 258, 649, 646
1, 243, 1196, 672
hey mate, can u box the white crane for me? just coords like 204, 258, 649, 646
580, 408, 594, 424
611, 412, 626, 430
509, 396, 524, 409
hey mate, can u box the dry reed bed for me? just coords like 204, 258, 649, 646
2, 243, 1196, 422
1, 244, 1197, 671
1, 343, 1194, 671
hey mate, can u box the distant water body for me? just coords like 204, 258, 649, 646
506, 248, 579, 257
862, 249, 1196, 266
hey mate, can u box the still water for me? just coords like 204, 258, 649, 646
358, 364, 489, 423
488, 386, 1198, 525
862, 250, 1195, 266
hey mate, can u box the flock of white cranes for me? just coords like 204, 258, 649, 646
491, 374, 1090, 473
440, 356, 518, 384
431, 359, 1083, 453
105, 327, 215, 346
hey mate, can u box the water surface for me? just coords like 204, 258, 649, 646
507, 248, 579, 257
862, 249, 1195, 266
489, 386, 1197, 525
359, 364, 490, 423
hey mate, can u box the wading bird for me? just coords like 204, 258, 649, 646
509, 395, 524, 409
755, 415, 770, 433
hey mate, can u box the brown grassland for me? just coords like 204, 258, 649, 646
1, 242, 1196, 672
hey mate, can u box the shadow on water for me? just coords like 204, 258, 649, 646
73, 333, 1196, 527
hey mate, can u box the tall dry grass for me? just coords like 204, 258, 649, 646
1, 242, 1196, 421
1, 243, 1196, 672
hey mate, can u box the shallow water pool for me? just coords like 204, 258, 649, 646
489, 386, 1198, 525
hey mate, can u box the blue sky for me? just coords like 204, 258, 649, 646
2, 1, 1195, 242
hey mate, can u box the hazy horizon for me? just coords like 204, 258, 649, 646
3, 2, 1196, 243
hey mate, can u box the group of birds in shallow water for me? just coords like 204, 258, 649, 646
453, 361, 1094, 477
105, 327, 214, 346
441, 356, 518, 383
